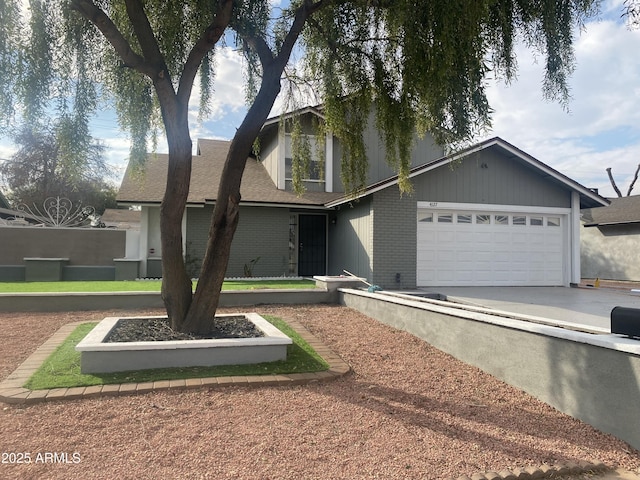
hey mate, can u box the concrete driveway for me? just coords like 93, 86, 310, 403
422, 286, 640, 331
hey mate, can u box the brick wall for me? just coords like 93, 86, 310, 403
371, 188, 417, 289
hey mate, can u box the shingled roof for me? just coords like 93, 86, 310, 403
582, 195, 640, 226
117, 139, 342, 207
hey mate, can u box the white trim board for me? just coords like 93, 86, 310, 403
417, 201, 571, 215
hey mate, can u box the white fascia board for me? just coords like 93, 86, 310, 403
417, 201, 571, 215
117, 201, 160, 208
494, 140, 608, 207
263, 106, 326, 127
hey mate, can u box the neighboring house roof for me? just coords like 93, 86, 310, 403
100, 208, 141, 229
326, 137, 609, 209
117, 139, 342, 208
582, 195, 640, 227
0, 207, 46, 225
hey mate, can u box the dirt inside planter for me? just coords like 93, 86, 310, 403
104, 316, 265, 343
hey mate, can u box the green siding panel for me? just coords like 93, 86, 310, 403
328, 198, 373, 280
413, 147, 571, 207
186, 205, 291, 278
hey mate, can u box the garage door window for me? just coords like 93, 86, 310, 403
457, 213, 472, 224
495, 215, 509, 225
477, 214, 491, 224
418, 212, 433, 222
531, 216, 543, 226
513, 215, 526, 225
437, 213, 453, 223
547, 217, 560, 227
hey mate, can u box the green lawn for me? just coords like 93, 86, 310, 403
0, 279, 316, 293
25, 315, 329, 390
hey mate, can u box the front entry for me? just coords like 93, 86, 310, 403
298, 214, 327, 276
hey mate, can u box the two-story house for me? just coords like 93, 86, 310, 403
116, 106, 608, 288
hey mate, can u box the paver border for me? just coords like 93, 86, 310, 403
0, 318, 350, 404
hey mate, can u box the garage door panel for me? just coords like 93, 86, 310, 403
472, 232, 493, 244
437, 231, 456, 243
417, 207, 566, 287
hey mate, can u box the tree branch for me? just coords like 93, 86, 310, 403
68, 0, 155, 78
275, 0, 325, 69
606, 167, 623, 197
627, 164, 640, 196
124, 0, 168, 79
177, 0, 234, 106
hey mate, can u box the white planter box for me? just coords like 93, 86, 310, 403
76, 313, 292, 374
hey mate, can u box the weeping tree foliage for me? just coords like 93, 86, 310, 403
0, 0, 600, 333
625, 0, 640, 27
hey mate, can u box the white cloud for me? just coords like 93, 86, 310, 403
188, 47, 246, 126
482, 15, 640, 198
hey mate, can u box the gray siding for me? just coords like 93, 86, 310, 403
259, 128, 280, 183
332, 112, 445, 194
186, 205, 291, 278
328, 198, 373, 281
371, 187, 417, 289
413, 147, 571, 207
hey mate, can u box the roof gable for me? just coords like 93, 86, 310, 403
327, 137, 609, 209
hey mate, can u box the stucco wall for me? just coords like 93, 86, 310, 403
0, 226, 126, 265
581, 223, 640, 281
340, 289, 640, 450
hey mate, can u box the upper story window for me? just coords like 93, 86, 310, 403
284, 134, 324, 182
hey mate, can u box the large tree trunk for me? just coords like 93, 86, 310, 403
160, 0, 316, 334
160, 106, 194, 331
180, 69, 284, 334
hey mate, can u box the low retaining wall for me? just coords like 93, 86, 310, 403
339, 288, 640, 451
0, 289, 336, 312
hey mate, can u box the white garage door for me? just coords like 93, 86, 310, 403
417, 207, 566, 286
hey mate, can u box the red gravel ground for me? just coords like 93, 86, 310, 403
1, 304, 639, 479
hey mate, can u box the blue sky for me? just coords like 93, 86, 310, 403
1, 0, 639, 198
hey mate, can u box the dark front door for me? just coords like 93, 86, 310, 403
298, 214, 327, 276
